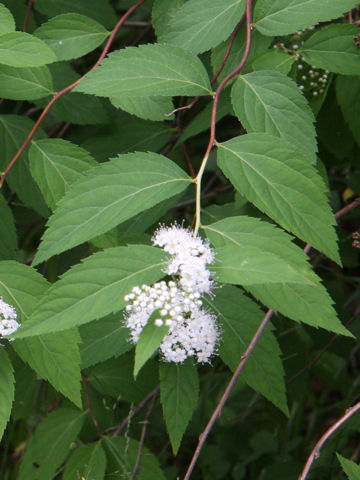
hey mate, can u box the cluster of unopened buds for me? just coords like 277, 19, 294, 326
124, 225, 219, 364
0, 297, 20, 341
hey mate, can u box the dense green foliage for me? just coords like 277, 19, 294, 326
0, 1, 360, 479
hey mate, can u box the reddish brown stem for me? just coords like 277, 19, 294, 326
298, 402, 360, 480
82, 375, 101, 436
0, 0, 147, 187
23, 0, 34, 32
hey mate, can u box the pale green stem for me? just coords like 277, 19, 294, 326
193, 151, 210, 237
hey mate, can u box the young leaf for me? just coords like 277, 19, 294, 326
299, 24, 360, 75
0, 193, 17, 260
161, 0, 245, 55
0, 32, 57, 67
111, 95, 174, 122
80, 314, 132, 368
0, 350, 14, 440
337, 75, 360, 146
159, 361, 199, 454
33, 152, 191, 264
204, 217, 351, 336
231, 70, 317, 161
0, 64, 53, 100
134, 316, 169, 377
337, 453, 360, 480
254, 0, 360, 36
0, 4, 15, 35
104, 436, 166, 480
18, 408, 86, 480
34, 13, 109, 61
15, 245, 167, 338
217, 133, 340, 263
0, 261, 83, 406
63, 441, 107, 480
74, 44, 212, 97
29, 138, 97, 210
206, 286, 289, 415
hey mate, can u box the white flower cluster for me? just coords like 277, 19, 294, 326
0, 297, 20, 340
124, 225, 219, 364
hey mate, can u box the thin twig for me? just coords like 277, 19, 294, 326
23, 0, 34, 32
82, 375, 101, 436
0, 0, 147, 187
298, 402, 360, 480
129, 392, 158, 479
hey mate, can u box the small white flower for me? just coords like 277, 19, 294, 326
0, 297, 20, 340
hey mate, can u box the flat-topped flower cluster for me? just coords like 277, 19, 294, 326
124, 224, 219, 363
0, 297, 20, 340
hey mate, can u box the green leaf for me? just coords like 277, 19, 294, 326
217, 133, 340, 263
251, 51, 295, 74
134, 316, 169, 377
0, 115, 49, 217
80, 314, 132, 368
18, 408, 86, 480
0, 32, 57, 67
104, 436, 166, 480
29, 138, 97, 210
33, 152, 191, 264
74, 44, 212, 97
0, 64, 53, 100
337, 453, 360, 480
152, 0, 187, 40
159, 361, 199, 454
204, 217, 350, 336
11, 354, 38, 421
63, 441, 107, 480
0, 4, 15, 35
206, 286, 289, 415
337, 75, 360, 146
212, 245, 310, 285
254, 0, 360, 36
34, 0, 117, 29
0, 350, 14, 440
161, 0, 245, 54
34, 13, 109, 61
299, 24, 360, 75
15, 245, 167, 338
0, 193, 17, 260
231, 70, 317, 161
111, 95, 174, 122
87, 354, 158, 403
0, 261, 82, 406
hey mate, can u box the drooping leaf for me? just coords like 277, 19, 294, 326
104, 436, 166, 480
0, 115, 49, 217
161, 0, 245, 55
0, 350, 14, 440
18, 408, 86, 480
299, 24, 360, 75
134, 317, 169, 377
33, 152, 191, 264
0, 261, 82, 406
0, 3, 15, 35
0, 32, 57, 67
15, 245, 167, 338
0, 64, 53, 100
29, 138, 97, 210
254, 0, 360, 36
337, 453, 360, 480
80, 314, 132, 368
159, 361, 199, 454
87, 354, 158, 403
74, 44, 212, 97
63, 441, 107, 480
34, 0, 117, 29
204, 217, 351, 335
336, 75, 360, 146
34, 13, 109, 61
0, 193, 17, 260
111, 95, 174, 122
231, 70, 317, 161
217, 133, 340, 263
206, 286, 289, 415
